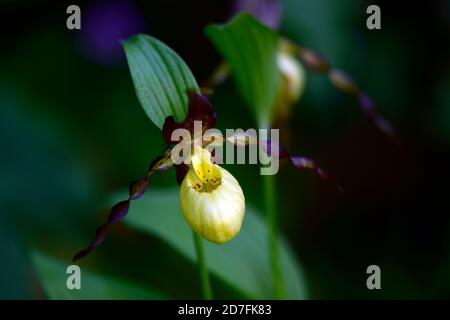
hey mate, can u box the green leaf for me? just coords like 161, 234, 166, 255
30, 251, 165, 299
205, 13, 281, 127
123, 34, 199, 129
123, 188, 308, 299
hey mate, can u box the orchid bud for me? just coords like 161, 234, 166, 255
271, 40, 306, 123
180, 147, 245, 244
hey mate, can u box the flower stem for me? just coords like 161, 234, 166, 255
263, 173, 283, 299
193, 232, 213, 299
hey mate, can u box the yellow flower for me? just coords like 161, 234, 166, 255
272, 40, 306, 122
180, 146, 245, 244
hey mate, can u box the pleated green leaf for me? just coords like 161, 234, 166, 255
31, 251, 165, 299
206, 13, 281, 127
123, 188, 308, 299
123, 34, 199, 129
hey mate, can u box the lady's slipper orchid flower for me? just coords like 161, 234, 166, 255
73, 90, 337, 261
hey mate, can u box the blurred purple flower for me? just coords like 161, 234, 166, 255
78, 0, 147, 65
231, 0, 282, 30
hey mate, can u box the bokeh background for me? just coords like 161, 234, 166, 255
1, 0, 449, 299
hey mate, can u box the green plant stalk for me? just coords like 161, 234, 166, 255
193, 232, 213, 299
263, 173, 284, 299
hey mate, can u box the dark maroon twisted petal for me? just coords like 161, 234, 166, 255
73, 152, 172, 262
261, 140, 342, 192
108, 200, 131, 223
260, 138, 290, 159
297, 46, 394, 137
129, 177, 148, 200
